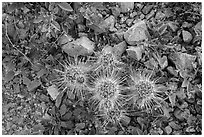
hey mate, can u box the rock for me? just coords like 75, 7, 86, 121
126, 19, 134, 27
174, 108, 190, 121
47, 85, 59, 100
139, 14, 145, 19
174, 108, 185, 121
130, 11, 137, 18
146, 10, 155, 20
110, 29, 125, 43
172, 130, 182, 135
186, 126, 196, 133
102, 15, 117, 32
182, 30, 192, 43
167, 66, 178, 77
120, 16, 128, 24
62, 36, 95, 57
77, 24, 85, 32
194, 21, 202, 35
118, 2, 134, 13
136, 3, 143, 10
59, 34, 74, 45
126, 45, 144, 60
124, 20, 150, 45
142, 4, 154, 15
169, 121, 182, 130
168, 21, 179, 32
111, 7, 120, 18
165, 126, 172, 135
121, 115, 131, 126
113, 41, 127, 58
182, 22, 193, 28
74, 36, 95, 53
155, 11, 165, 20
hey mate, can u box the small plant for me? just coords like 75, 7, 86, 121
90, 46, 124, 73
53, 56, 92, 99
88, 69, 128, 112
98, 108, 128, 129
128, 68, 167, 112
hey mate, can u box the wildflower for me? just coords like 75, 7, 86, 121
88, 69, 128, 112
53, 56, 92, 99
129, 68, 167, 112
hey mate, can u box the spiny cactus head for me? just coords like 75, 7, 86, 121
129, 68, 167, 112
98, 108, 129, 129
91, 45, 124, 72
53, 56, 93, 99
88, 69, 128, 112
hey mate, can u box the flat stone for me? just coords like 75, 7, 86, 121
124, 20, 150, 45
62, 36, 95, 56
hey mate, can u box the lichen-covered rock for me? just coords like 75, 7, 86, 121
124, 20, 150, 45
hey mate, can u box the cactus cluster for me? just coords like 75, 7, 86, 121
53, 46, 167, 129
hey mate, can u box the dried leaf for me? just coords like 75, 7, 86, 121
158, 24, 168, 35
59, 104, 67, 116
61, 112, 72, 121
75, 123, 85, 130
60, 121, 73, 129
168, 93, 176, 107
58, 2, 73, 12
36, 69, 47, 78
33, 15, 43, 24
167, 21, 178, 32
121, 115, 130, 126
4, 70, 15, 82
55, 90, 65, 108
27, 79, 41, 92
51, 20, 61, 31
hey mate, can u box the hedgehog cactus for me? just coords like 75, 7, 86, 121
89, 45, 124, 73
128, 68, 167, 112
87, 69, 128, 112
52, 46, 168, 130
53, 57, 93, 99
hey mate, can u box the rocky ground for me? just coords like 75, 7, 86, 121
2, 2, 202, 135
